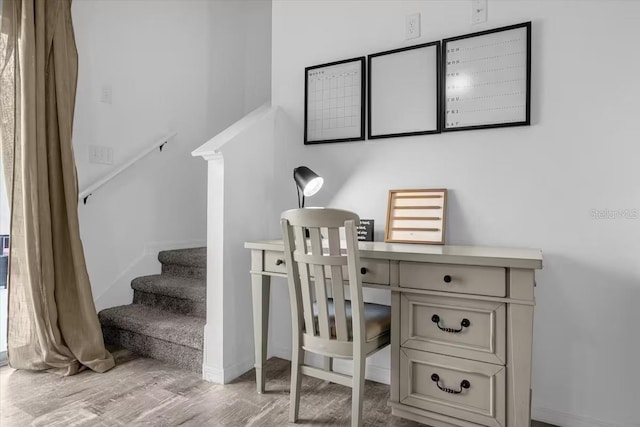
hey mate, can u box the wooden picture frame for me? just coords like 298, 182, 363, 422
385, 189, 447, 244
368, 41, 441, 139
442, 22, 531, 132
304, 57, 366, 144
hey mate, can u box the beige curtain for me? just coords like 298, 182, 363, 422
0, 0, 114, 375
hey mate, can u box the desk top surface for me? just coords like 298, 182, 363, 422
245, 240, 543, 270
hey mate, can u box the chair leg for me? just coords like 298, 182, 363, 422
351, 355, 366, 427
289, 345, 303, 423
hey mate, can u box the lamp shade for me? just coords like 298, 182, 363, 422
293, 166, 324, 197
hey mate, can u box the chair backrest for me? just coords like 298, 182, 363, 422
281, 208, 365, 349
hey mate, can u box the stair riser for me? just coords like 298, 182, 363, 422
103, 327, 202, 373
133, 290, 206, 318
161, 264, 206, 279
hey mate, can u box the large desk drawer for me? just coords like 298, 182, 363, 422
400, 348, 505, 427
399, 262, 506, 297
264, 252, 390, 285
401, 294, 505, 365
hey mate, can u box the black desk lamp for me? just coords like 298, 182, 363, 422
293, 166, 323, 208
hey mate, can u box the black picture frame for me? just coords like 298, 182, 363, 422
367, 40, 442, 139
441, 22, 531, 132
304, 57, 366, 145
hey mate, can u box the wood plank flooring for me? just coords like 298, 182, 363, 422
0, 349, 556, 426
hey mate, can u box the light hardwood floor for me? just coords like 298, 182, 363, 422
0, 349, 556, 427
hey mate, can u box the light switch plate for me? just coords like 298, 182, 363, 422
406, 13, 420, 40
89, 145, 114, 165
472, 0, 488, 24
100, 84, 112, 104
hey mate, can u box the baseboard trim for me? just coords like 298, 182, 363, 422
202, 364, 224, 383
532, 406, 633, 427
268, 345, 291, 361
202, 356, 254, 385
221, 356, 255, 383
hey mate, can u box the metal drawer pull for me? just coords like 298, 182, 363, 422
431, 315, 470, 333
275, 259, 284, 266
430, 374, 470, 394
443, 275, 452, 283
360, 267, 368, 274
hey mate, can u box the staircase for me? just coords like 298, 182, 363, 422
98, 247, 206, 372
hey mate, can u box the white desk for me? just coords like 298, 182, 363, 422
245, 240, 542, 427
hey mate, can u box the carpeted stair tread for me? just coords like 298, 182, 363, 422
99, 305, 204, 350
131, 275, 205, 302
158, 247, 206, 269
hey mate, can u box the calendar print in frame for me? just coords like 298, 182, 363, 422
304, 57, 365, 144
442, 22, 531, 132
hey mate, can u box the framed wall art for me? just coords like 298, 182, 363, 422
304, 57, 366, 144
385, 189, 447, 244
442, 22, 531, 132
368, 41, 441, 139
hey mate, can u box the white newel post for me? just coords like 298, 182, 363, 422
192, 103, 278, 384
201, 152, 225, 382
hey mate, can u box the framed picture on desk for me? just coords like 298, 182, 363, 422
385, 188, 447, 244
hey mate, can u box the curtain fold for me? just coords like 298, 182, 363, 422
0, 0, 114, 375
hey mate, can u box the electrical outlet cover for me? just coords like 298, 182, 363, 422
472, 0, 488, 24
406, 13, 420, 40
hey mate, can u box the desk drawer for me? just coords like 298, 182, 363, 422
264, 252, 390, 285
401, 294, 505, 365
400, 348, 505, 427
264, 251, 287, 274
358, 259, 390, 285
399, 262, 506, 297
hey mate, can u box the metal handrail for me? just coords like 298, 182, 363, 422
78, 131, 177, 204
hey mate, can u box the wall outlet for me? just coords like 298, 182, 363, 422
406, 13, 420, 40
100, 84, 112, 104
89, 145, 114, 165
472, 0, 488, 24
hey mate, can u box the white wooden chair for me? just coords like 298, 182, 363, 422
281, 208, 391, 427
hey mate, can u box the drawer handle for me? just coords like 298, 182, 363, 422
275, 259, 285, 266
360, 267, 368, 275
443, 275, 452, 283
431, 374, 470, 394
431, 315, 470, 333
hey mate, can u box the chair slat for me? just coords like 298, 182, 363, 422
293, 225, 315, 336
345, 220, 365, 346
281, 219, 303, 326
293, 252, 348, 266
309, 227, 330, 340
328, 227, 349, 342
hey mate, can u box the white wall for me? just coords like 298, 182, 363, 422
72, 0, 271, 310
271, 1, 640, 426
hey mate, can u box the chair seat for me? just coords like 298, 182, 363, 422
313, 299, 391, 342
